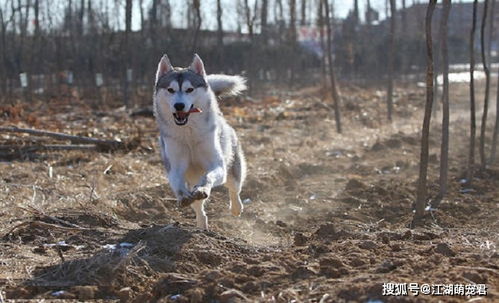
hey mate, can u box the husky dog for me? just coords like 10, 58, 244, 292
153, 54, 247, 230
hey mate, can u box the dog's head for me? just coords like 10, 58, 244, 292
154, 54, 209, 126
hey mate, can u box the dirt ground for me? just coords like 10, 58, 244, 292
0, 80, 498, 302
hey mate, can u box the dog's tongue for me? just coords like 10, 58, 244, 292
177, 107, 202, 118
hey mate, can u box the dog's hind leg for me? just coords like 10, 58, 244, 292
226, 177, 243, 217
226, 145, 246, 217
191, 199, 208, 230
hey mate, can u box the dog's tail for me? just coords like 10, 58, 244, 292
207, 74, 247, 97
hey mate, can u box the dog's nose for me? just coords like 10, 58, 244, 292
174, 103, 185, 111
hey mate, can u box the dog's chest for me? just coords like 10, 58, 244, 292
171, 130, 214, 164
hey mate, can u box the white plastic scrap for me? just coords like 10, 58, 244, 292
170, 294, 182, 300
51, 290, 65, 297
103, 242, 135, 256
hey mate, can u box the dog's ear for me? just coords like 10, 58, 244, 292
156, 54, 173, 83
189, 54, 206, 77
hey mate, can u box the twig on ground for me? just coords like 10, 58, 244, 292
0, 144, 97, 152
0, 126, 126, 150
5, 220, 89, 238
22, 205, 86, 229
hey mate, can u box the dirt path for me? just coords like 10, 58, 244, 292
0, 81, 497, 302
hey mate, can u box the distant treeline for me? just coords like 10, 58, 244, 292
0, 0, 495, 103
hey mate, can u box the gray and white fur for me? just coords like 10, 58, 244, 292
153, 53, 247, 230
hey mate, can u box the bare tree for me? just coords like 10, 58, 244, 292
413, 0, 436, 225
323, 0, 342, 133
301, 0, 306, 26
353, 0, 359, 23
150, 0, 158, 54
78, 0, 84, 36
466, 0, 478, 183
191, 0, 202, 53
0, 6, 6, 95
243, 0, 258, 93
365, 0, 373, 26
289, 0, 297, 36
123, 0, 132, 107
386, 0, 396, 121
139, 0, 144, 31
162, 0, 172, 28
275, 0, 284, 43
216, 0, 223, 46
401, 0, 407, 33
489, 0, 499, 163
491, 69, 499, 164
288, 0, 297, 84
479, 0, 490, 170
17, 0, 31, 73
434, 0, 451, 208
318, 0, 327, 97
30, 0, 41, 77
261, 0, 268, 41
243, 0, 257, 45
488, 0, 496, 62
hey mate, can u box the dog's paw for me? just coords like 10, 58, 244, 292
177, 191, 194, 208
191, 186, 210, 201
178, 196, 194, 208
230, 201, 243, 217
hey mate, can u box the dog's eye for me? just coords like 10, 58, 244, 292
185, 88, 194, 93
167, 88, 175, 94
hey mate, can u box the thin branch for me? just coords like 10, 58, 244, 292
0, 126, 126, 150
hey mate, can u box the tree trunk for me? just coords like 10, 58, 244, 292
216, 0, 223, 46
385, 0, 389, 20
20, 0, 31, 101
323, 0, 342, 133
386, 0, 396, 121
289, 0, 297, 85
164, 0, 172, 28
490, 0, 499, 164
31, 0, 40, 78
487, 0, 496, 62
491, 67, 499, 164
124, 0, 132, 107
18, 0, 31, 73
479, 0, 490, 170
261, 0, 268, 41
413, 0, 436, 225
466, 0, 478, 183
191, 0, 202, 53
150, 0, 158, 55
318, 0, 327, 98
401, 0, 407, 33
400, 0, 408, 74
79, 0, 84, 36
434, 0, 451, 208
0, 7, 6, 95
301, 0, 306, 26
276, 0, 284, 44
139, 0, 144, 32
353, 0, 359, 23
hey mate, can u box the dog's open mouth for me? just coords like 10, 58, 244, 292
173, 105, 202, 126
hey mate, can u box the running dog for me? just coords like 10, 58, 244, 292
153, 54, 246, 230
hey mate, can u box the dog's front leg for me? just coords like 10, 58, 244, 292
192, 157, 226, 200
165, 147, 193, 207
